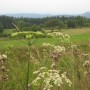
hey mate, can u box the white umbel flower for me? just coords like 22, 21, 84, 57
31, 67, 72, 90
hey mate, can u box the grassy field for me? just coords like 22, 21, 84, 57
0, 28, 90, 49
0, 28, 90, 90
0, 33, 90, 48
61, 27, 90, 36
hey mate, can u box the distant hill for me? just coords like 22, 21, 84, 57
5, 13, 75, 18
80, 12, 90, 18
5, 13, 52, 18
2, 12, 90, 18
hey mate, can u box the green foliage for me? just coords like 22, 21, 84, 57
32, 32, 45, 38
30, 25, 41, 32
3, 29, 15, 35
0, 22, 4, 33
26, 35, 33, 39
45, 19, 60, 31
0, 15, 90, 31
0, 15, 15, 29
45, 19, 59, 27
75, 16, 85, 27
11, 31, 45, 39
67, 20, 77, 28
17, 20, 26, 31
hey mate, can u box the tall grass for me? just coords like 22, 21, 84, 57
0, 41, 89, 90
0, 29, 90, 90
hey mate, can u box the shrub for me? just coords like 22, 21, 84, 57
11, 31, 45, 39
32, 32, 45, 38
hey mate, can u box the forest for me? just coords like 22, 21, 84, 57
0, 15, 90, 33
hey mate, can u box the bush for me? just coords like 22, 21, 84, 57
32, 32, 45, 38
11, 31, 45, 39
26, 35, 33, 39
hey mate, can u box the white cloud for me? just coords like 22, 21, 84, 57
0, 0, 90, 14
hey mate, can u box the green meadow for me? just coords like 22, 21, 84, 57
0, 28, 90, 90
0, 28, 90, 49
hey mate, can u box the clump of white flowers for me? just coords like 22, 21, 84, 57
53, 32, 64, 38
64, 34, 71, 43
47, 32, 64, 38
51, 46, 65, 63
71, 45, 77, 49
47, 32, 71, 44
42, 43, 54, 47
31, 67, 72, 90
54, 46, 65, 52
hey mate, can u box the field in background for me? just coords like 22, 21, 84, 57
61, 27, 90, 36
0, 28, 90, 49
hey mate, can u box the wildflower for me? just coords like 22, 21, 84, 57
32, 77, 41, 85
33, 70, 40, 74
82, 53, 89, 60
73, 48, 80, 56
51, 50, 62, 61
30, 54, 40, 65
51, 62, 57, 69
42, 43, 54, 47
2, 54, 7, 58
0, 54, 9, 82
0, 74, 9, 81
71, 45, 77, 48
2, 75, 9, 81
39, 67, 46, 70
53, 32, 64, 38
83, 60, 90, 67
2, 54, 7, 60
7, 69, 9, 72
51, 46, 65, 61
84, 71, 88, 76
31, 67, 72, 90
0, 66, 6, 72
54, 46, 65, 52
65, 34, 70, 39
83, 53, 89, 57
0, 54, 7, 62
61, 72, 72, 87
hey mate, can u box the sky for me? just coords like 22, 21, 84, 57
0, 0, 90, 15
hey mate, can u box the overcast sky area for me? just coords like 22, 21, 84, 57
0, 0, 90, 15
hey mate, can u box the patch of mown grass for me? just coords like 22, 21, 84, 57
71, 33, 90, 42
0, 39, 28, 49
61, 27, 90, 36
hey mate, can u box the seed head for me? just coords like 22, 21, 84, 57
0, 66, 6, 72
2, 54, 7, 60
83, 60, 90, 67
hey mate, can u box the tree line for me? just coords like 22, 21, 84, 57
0, 15, 90, 33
